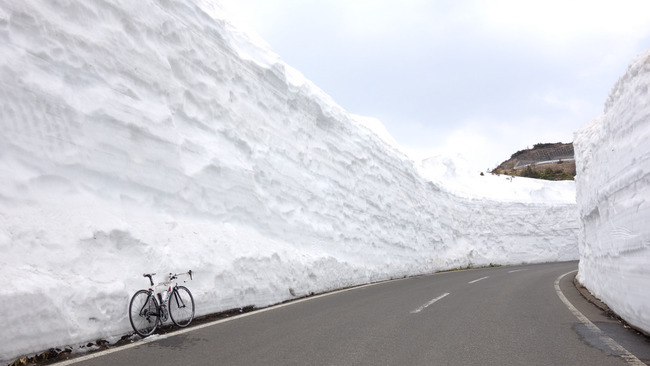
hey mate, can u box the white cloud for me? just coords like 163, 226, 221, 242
405, 112, 582, 172
334, 0, 445, 39
543, 91, 594, 116
476, 0, 650, 44
216, 0, 649, 175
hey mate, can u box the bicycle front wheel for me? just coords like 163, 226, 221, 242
169, 286, 195, 327
129, 290, 159, 337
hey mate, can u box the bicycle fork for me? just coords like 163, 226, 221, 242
170, 288, 187, 309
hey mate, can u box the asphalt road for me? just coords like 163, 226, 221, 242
60, 261, 650, 365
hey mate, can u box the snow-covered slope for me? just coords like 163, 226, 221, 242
0, 0, 577, 361
575, 48, 650, 335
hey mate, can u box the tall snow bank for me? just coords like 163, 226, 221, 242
575, 48, 650, 335
0, 0, 577, 361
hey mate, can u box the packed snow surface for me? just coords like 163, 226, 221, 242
575, 48, 650, 335
0, 0, 578, 362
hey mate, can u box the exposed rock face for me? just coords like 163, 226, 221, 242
493, 143, 576, 180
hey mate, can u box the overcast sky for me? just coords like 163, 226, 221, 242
219, 0, 650, 171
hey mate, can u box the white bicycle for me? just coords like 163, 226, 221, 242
128, 271, 195, 337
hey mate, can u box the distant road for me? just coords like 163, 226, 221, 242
514, 158, 575, 169
62, 261, 649, 365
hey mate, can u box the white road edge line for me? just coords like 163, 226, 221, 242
53, 281, 385, 365
555, 270, 644, 366
411, 293, 450, 314
468, 276, 489, 284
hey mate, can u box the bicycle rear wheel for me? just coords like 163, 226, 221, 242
169, 286, 195, 327
129, 290, 159, 337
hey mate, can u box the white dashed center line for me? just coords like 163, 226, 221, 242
468, 276, 489, 284
411, 293, 450, 314
508, 269, 528, 273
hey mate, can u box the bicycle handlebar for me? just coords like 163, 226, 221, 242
142, 271, 192, 285
170, 270, 193, 282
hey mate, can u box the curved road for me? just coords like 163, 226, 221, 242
60, 261, 649, 365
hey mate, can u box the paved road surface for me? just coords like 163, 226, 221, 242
60, 261, 650, 365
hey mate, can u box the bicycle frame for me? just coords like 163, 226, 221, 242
144, 271, 193, 316
154, 272, 191, 301
130, 270, 194, 336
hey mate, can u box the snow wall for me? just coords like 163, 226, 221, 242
0, 0, 578, 361
575, 48, 650, 335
